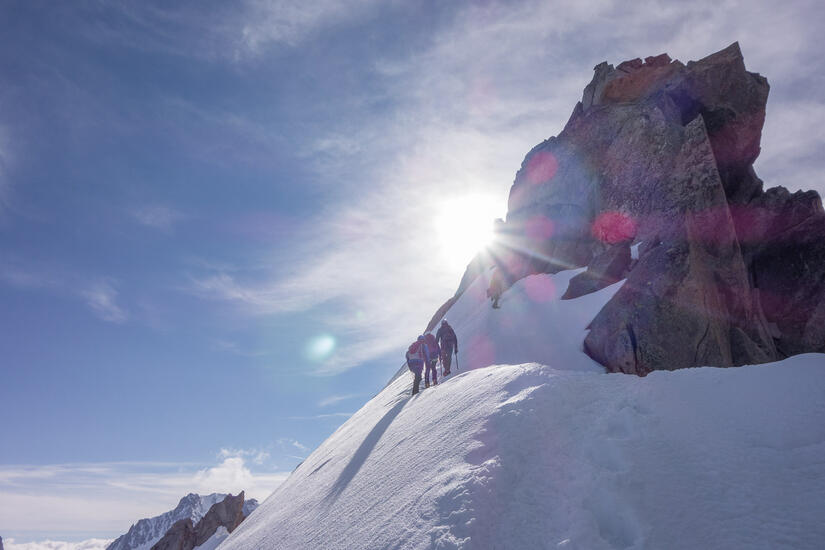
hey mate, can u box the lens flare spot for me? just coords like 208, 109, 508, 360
525, 151, 558, 185
592, 211, 637, 244
526, 215, 555, 241
467, 334, 495, 370
524, 275, 556, 303
305, 334, 336, 361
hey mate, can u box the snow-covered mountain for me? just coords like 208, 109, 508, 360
106, 493, 258, 550
220, 269, 825, 549
151, 492, 251, 550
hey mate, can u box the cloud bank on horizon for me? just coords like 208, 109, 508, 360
4, 538, 112, 550
0, 450, 289, 542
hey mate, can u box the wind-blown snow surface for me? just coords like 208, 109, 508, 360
221, 271, 825, 550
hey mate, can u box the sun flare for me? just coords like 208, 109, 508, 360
434, 194, 503, 271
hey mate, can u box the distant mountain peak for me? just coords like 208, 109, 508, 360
107, 492, 258, 550
151, 492, 250, 550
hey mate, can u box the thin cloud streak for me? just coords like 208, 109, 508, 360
132, 205, 186, 231
286, 412, 354, 420
57, 0, 380, 62
0, 122, 11, 216
240, 0, 382, 53
317, 393, 360, 407
0, 261, 129, 324
79, 281, 128, 324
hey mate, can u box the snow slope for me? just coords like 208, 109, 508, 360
388, 268, 613, 383
440, 268, 615, 373
220, 270, 825, 549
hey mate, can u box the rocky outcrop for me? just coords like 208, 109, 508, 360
583, 115, 777, 374
562, 242, 631, 300
151, 519, 196, 550
108, 493, 258, 550
150, 492, 248, 550
442, 42, 824, 374
193, 491, 246, 546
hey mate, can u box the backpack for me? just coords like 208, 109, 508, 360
407, 340, 424, 363
424, 333, 439, 356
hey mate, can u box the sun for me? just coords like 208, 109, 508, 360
434, 194, 503, 271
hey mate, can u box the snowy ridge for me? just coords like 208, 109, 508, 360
106, 493, 248, 550
219, 270, 825, 549
222, 358, 825, 549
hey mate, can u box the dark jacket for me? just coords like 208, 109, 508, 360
436, 323, 458, 353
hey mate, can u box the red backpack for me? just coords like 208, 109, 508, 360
407, 340, 424, 362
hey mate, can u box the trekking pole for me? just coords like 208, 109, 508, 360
455, 349, 459, 371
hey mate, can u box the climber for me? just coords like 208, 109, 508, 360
487, 268, 503, 309
436, 319, 458, 376
423, 332, 440, 387
405, 336, 427, 395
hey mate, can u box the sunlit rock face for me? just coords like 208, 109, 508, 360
444, 42, 825, 374
151, 492, 248, 550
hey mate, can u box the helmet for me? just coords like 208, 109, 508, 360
417, 335, 425, 342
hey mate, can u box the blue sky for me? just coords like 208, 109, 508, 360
1, 0, 824, 544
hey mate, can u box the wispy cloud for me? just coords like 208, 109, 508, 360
218, 447, 271, 465
276, 438, 309, 453
0, 260, 128, 324
239, 0, 381, 54
0, 263, 56, 290
79, 281, 128, 324
317, 393, 361, 408
286, 412, 354, 420
56, 0, 380, 62
0, 122, 11, 216
132, 205, 186, 231
211, 339, 270, 357
757, 100, 825, 197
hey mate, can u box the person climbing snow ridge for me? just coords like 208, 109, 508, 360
424, 332, 439, 387
436, 319, 458, 376
405, 336, 427, 395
